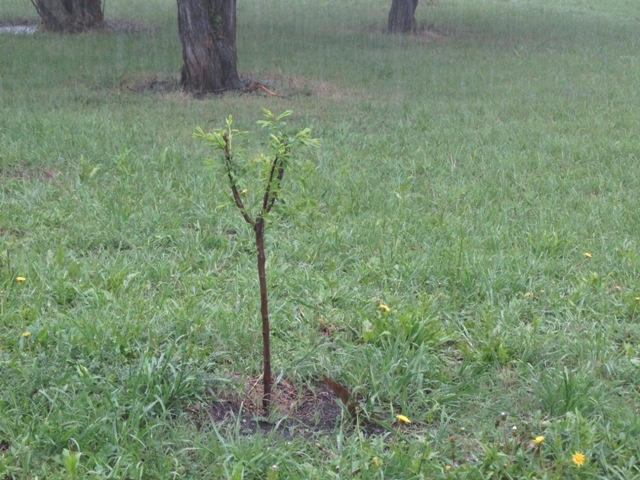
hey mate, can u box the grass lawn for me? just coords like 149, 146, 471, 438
1, 0, 640, 478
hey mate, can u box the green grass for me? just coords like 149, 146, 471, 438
2, 0, 640, 478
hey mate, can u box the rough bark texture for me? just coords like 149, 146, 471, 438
388, 0, 419, 34
31, 0, 104, 33
177, 0, 243, 94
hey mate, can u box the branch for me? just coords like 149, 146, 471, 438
262, 144, 289, 215
223, 133, 254, 225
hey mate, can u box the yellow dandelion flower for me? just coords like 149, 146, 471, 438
22, 331, 31, 338
16, 276, 26, 282
240, 188, 248, 195
395, 414, 411, 424
534, 435, 545, 444
524, 292, 533, 298
572, 451, 586, 467
583, 252, 592, 258
378, 303, 391, 313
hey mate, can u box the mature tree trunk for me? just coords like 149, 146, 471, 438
177, 0, 243, 94
388, 0, 419, 34
31, 0, 104, 33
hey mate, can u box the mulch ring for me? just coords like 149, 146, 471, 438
189, 376, 388, 439
125, 75, 181, 94
125, 72, 351, 99
0, 18, 146, 34
0, 18, 39, 26
363, 23, 447, 42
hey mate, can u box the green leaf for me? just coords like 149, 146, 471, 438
276, 110, 293, 121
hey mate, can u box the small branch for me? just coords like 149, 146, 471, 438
194, 81, 283, 97
265, 158, 286, 214
322, 375, 358, 417
255, 84, 281, 97
244, 79, 282, 97
261, 155, 280, 215
315, 443, 339, 458
223, 133, 254, 225
262, 145, 289, 215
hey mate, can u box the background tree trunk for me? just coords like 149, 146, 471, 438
31, 0, 104, 33
388, 0, 419, 34
177, 0, 243, 94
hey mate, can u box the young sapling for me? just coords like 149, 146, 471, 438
195, 110, 318, 413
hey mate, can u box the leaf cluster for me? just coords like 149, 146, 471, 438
194, 109, 318, 225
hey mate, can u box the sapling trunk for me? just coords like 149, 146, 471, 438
255, 152, 285, 412
254, 218, 272, 411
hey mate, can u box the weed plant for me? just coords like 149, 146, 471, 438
1, 0, 640, 478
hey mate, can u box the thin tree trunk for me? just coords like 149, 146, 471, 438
388, 0, 419, 34
31, 0, 104, 33
254, 218, 272, 412
177, 0, 243, 94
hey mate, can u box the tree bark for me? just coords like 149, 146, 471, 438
254, 218, 272, 412
177, 0, 243, 94
31, 0, 104, 33
388, 0, 419, 34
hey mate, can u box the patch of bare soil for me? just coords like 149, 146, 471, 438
125, 75, 182, 94
189, 376, 387, 439
103, 19, 147, 34
413, 24, 447, 41
0, 18, 146, 34
0, 18, 39, 34
0, 18, 39, 27
251, 72, 351, 99
127, 72, 351, 100
0, 166, 58, 181
365, 23, 447, 42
